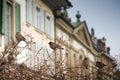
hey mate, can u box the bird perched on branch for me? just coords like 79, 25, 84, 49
48, 42, 64, 50
96, 61, 106, 68
82, 58, 89, 69
16, 32, 26, 43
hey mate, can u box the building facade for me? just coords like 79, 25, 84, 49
0, 0, 116, 80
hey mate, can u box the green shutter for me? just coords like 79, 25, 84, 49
0, 0, 2, 34
0, 0, 2, 33
0, 0, 6, 34
16, 3, 21, 32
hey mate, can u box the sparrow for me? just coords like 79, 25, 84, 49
16, 32, 26, 42
82, 58, 89, 69
7, 53, 14, 63
48, 42, 64, 50
96, 61, 105, 68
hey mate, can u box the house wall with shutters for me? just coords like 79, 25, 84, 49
0, 0, 55, 70
15, 0, 55, 69
0, 1, 116, 79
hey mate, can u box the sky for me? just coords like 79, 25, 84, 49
67, 0, 120, 57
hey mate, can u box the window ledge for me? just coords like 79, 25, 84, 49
26, 22, 54, 40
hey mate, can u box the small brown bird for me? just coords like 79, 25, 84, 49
7, 53, 14, 62
48, 42, 64, 50
96, 61, 106, 68
16, 32, 26, 42
82, 58, 89, 69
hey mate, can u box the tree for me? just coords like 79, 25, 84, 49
0, 32, 117, 80
113, 54, 120, 80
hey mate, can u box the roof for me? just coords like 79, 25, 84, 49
41, 0, 72, 10
56, 15, 75, 29
71, 11, 82, 28
71, 21, 82, 28
101, 52, 115, 61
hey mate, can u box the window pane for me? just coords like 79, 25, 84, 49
45, 12, 50, 33
5, 2, 12, 44
34, 4, 42, 30
26, 0, 32, 24
45, 12, 54, 38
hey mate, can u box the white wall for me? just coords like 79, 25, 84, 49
16, 0, 26, 30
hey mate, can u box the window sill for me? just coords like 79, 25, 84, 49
34, 26, 54, 40
26, 22, 54, 40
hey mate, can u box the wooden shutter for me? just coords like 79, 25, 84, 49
0, 0, 6, 34
16, 3, 21, 32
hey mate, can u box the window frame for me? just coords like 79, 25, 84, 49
34, 3, 42, 30
5, 0, 13, 44
26, 1, 54, 38
45, 11, 54, 38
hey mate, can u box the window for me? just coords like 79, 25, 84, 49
26, 0, 32, 24
45, 12, 51, 33
0, 0, 21, 44
25, 1, 54, 38
45, 12, 54, 37
66, 52, 69, 66
5, 1, 12, 44
79, 55, 82, 65
74, 54, 76, 67
34, 4, 42, 30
